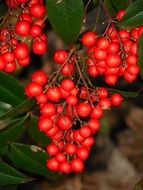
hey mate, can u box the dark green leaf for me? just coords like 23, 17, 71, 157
119, 0, 143, 27
8, 143, 58, 178
0, 116, 27, 144
0, 102, 11, 116
0, 161, 30, 185
0, 98, 35, 121
0, 185, 17, 190
104, 0, 129, 16
28, 116, 50, 146
133, 179, 143, 190
0, 2, 8, 18
46, 0, 84, 43
0, 72, 26, 107
138, 33, 143, 79
108, 88, 140, 98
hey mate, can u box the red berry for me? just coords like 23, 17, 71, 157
32, 70, 48, 85
65, 144, 77, 155
15, 20, 31, 36
56, 153, 66, 163
71, 158, 84, 172
111, 93, 123, 106
40, 103, 56, 117
61, 78, 75, 92
82, 31, 97, 47
30, 3, 46, 18
57, 115, 72, 130
46, 87, 61, 102
38, 116, 53, 132
76, 102, 92, 117
88, 119, 100, 134
46, 144, 59, 156
79, 126, 92, 138
14, 43, 29, 60
54, 50, 68, 64
25, 82, 43, 97
32, 40, 47, 55
76, 147, 89, 160
60, 161, 71, 173
46, 158, 59, 171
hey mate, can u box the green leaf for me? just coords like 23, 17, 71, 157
0, 102, 11, 116
108, 88, 140, 98
46, 0, 84, 43
0, 161, 30, 185
0, 116, 27, 144
104, 0, 129, 16
138, 33, 143, 79
0, 72, 26, 107
0, 98, 35, 121
0, 185, 17, 190
119, 0, 143, 27
28, 116, 50, 146
8, 143, 58, 178
0, 2, 8, 18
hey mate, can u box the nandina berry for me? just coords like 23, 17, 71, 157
81, 31, 97, 47
116, 10, 125, 21
76, 147, 89, 160
38, 116, 53, 132
106, 55, 121, 68
32, 70, 48, 85
36, 93, 48, 105
30, 3, 46, 18
3, 52, 15, 63
71, 158, 84, 172
88, 119, 100, 134
91, 107, 103, 119
56, 153, 66, 163
54, 50, 68, 64
46, 158, 59, 171
108, 42, 120, 54
40, 103, 56, 117
60, 78, 75, 92
18, 56, 30, 66
61, 63, 74, 75
126, 64, 139, 75
111, 93, 123, 106
94, 48, 108, 60
76, 102, 92, 117
15, 20, 31, 36
14, 43, 29, 60
97, 38, 109, 50
32, 40, 47, 55
65, 144, 77, 155
79, 126, 92, 138
105, 75, 118, 85
4, 62, 16, 73
46, 125, 59, 137
66, 95, 78, 106
98, 98, 111, 109
57, 115, 72, 130
82, 136, 94, 147
98, 87, 108, 98
46, 87, 61, 102
73, 130, 84, 142
31, 24, 42, 37
60, 161, 71, 173
25, 82, 43, 97
46, 144, 59, 156
87, 65, 98, 77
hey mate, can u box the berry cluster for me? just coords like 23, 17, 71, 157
25, 67, 123, 173
82, 10, 140, 85
0, 0, 47, 72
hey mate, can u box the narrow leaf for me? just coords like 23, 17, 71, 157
0, 161, 30, 185
0, 98, 35, 121
46, 0, 84, 43
119, 0, 143, 27
8, 143, 59, 178
138, 33, 143, 79
0, 116, 27, 144
0, 72, 26, 106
